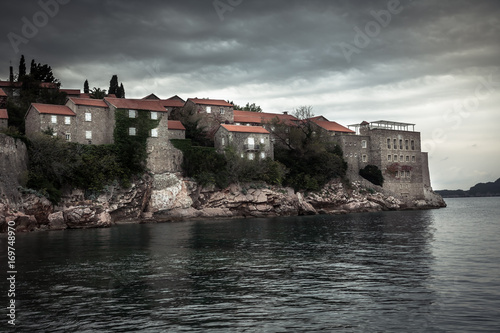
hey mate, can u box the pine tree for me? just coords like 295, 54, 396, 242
18, 55, 26, 80
9, 66, 14, 82
84, 80, 89, 94
108, 75, 119, 96
30, 59, 36, 75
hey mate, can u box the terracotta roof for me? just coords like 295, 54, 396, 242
80, 93, 91, 99
0, 81, 22, 88
188, 98, 233, 107
161, 99, 185, 108
31, 103, 76, 116
233, 110, 299, 125
312, 120, 355, 133
60, 89, 81, 95
0, 88, 7, 97
68, 97, 108, 108
104, 98, 167, 112
142, 93, 160, 100
221, 124, 269, 134
40, 82, 58, 89
0, 109, 8, 119
168, 120, 186, 130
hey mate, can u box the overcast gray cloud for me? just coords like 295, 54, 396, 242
1, 0, 499, 190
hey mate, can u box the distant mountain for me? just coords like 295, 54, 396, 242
436, 178, 500, 198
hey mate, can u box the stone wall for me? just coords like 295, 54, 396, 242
68, 102, 114, 145
215, 127, 274, 160
0, 134, 28, 206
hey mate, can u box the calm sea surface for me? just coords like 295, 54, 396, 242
1, 197, 500, 332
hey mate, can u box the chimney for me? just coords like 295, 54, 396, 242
283, 111, 288, 115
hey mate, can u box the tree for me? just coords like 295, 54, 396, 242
18, 55, 26, 80
9, 65, 13, 82
90, 87, 106, 99
83, 80, 89, 94
231, 102, 263, 112
108, 75, 119, 96
116, 83, 125, 98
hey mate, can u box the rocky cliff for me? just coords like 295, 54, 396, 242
1, 171, 446, 233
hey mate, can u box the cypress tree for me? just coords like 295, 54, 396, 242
117, 83, 125, 98
9, 66, 14, 82
109, 75, 119, 96
18, 55, 26, 80
84, 80, 89, 94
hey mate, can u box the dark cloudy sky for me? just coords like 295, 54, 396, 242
1, 0, 499, 190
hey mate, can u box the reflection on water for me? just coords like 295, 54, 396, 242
1, 197, 500, 332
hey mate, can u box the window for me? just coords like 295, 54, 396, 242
52, 132, 57, 137
221, 137, 226, 146
395, 171, 399, 178
248, 153, 255, 160
129, 110, 137, 118
220, 107, 225, 115
260, 138, 265, 144
129, 127, 136, 136
406, 171, 411, 178
362, 154, 368, 162
65, 133, 71, 141
394, 154, 398, 161
65, 116, 71, 125
85, 112, 92, 122
406, 156, 409, 162
354, 153, 358, 158
247, 137, 255, 150
393, 139, 397, 149
399, 139, 403, 150
412, 156, 416, 162
362, 140, 367, 148
387, 138, 391, 149
388, 155, 392, 161
51, 115, 57, 124
405, 139, 409, 150
85, 131, 92, 140
151, 111, 158, 120
151, 128, 158, 138
206, 106, 212, 113
411, 140, 415, 150
400, 155, 404, 162
260, 152, 266, 159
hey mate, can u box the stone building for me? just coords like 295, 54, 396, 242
184, 98, 234, 130
0, 109, 8, 129
215, 124, 274, 160
168, 120, 186, 139
25, 104, 77, 140
339, 120, 430, 200
66, 97, 113, 144
104, 97, 181, 173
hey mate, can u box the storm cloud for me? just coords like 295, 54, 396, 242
1, 0, 499, 189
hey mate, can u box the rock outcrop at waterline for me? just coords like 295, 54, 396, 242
1, 172, 446, 233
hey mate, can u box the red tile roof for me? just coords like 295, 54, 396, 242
0, 109, 8, 119
60, 89, 81, 95
233, 110, 299, 125
142, 93, 160, 100
0, 81, 22, 88
168, 120, 186, 130
0, 88, 7, 97
221, 124, 269, 134
161, 99, 185, 108
80, 93, 91, 99
312, 120, 354, 133
31, 103, 76, 116
188, 98, 233, 107
104, 98, 167, 112
68, 97, 108, 108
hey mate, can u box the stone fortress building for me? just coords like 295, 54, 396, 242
20, 87, 437, 202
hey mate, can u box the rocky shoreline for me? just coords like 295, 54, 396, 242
0, 173, 446, 233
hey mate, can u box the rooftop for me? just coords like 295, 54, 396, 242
188, 98, 233, 107
104, 97, 167, 112
0, 109, 8, 119
348, 120, 416, 132
168, 120, 186, 130
233, 110, 299, 125
221, 124, 270, 134
31, 103, 76, 116
0, 88, 7, 97
312, 119, 355, 133
68, 97, 108, 108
